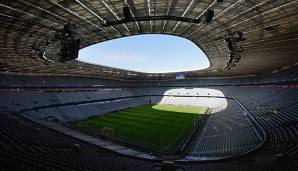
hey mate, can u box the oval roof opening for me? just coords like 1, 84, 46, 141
77, 34, 210, 73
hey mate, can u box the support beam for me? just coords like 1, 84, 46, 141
102, 15, 201, 27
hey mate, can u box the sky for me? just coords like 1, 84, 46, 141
77, 34, 209, 73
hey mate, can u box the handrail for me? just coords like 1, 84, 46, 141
179, 97, 267, 162
232, 98, 267, 150
179, 108, 211, 155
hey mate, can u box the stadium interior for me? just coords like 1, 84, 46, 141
0, 0, 298, 171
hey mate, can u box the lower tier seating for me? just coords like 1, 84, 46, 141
0, 112, 155, 171
187, 100, 262, 159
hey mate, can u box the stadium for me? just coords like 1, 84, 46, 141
0, 0, 297, 171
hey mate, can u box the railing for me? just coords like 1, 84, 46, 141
179, 97, 267, 162
232, 98, 267, 151
179, 108, 211, 155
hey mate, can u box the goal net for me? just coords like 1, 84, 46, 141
100, 127, 115, 137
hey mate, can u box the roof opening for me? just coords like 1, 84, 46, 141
77, 34, 210, 73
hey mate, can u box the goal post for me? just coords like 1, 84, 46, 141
100, 127, 115, 137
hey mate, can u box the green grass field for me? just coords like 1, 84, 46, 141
73, 104, 208, 153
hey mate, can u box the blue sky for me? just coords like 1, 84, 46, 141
77, 34, 209, 73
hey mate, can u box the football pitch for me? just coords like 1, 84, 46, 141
73, 104, 208, 153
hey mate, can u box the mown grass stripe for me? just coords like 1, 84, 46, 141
73, 104, 208, 153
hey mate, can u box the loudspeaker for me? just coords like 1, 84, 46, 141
123, 6, 132, 20
204, 9, 214, 23
60, 39, 80, 62
58, 24, 80, 62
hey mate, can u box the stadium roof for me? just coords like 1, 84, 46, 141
0, 0, 298, 80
